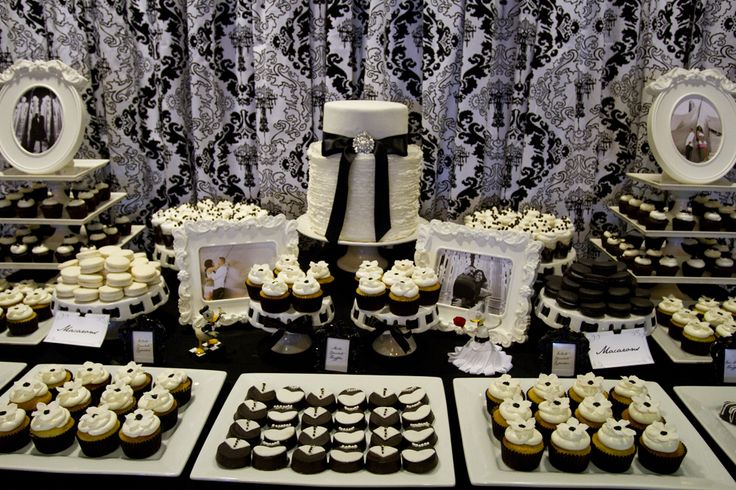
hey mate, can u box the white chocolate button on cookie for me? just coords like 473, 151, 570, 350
73, 287, 99, 303
99, 285, 124, 302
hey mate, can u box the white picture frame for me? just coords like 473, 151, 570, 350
647, 67, 736, 184
174, 215, 299, 329
0, 59, 89, 174
414, 220, 542, 347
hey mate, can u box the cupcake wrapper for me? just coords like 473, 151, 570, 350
501, 440, 544, 471
78, 432, 120, 458
7, 315, 39, 336
292, 294, 322, 313
0, 419, 30, 453
667, 324, 683, 341
591, 440, 635, 473
490, 410, 508, 441
158, 407, 179, 432
355, 292, 386, 311
388, 297, 419, 316
418, 287, 440, 307
638, 441, 687, 474
549, 444, 591, 473
120, 430, 162, 459
31, 426, 76, 454
680, 336, 713, 356
245, 282, 263, 301
171, 380, 192, 406
260, 296, 290, 314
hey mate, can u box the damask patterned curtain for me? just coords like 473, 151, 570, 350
0, 1, 734, 249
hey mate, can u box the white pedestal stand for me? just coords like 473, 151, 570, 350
296, 215, 424, 272
246, 297, 335, 355
351, 300, 439, 357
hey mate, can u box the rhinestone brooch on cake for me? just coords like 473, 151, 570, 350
353, 131, 375, 154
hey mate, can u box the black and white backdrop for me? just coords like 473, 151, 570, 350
1, 1, 734, 250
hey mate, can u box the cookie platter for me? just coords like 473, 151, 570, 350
0, 361, 26, 389
190, 372, 455, 487
674, 386, 736, 466
0, 364, 226, 477
453, 377, 735, 489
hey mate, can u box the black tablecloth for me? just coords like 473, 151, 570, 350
1, 240, 734, 487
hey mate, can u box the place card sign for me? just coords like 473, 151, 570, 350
44, 312, 108, 348
584, 329, 654, 370
551, 342, 577, 377
324, 337, 350, 373
724, 349, 736, 384
132, 330, 155, 364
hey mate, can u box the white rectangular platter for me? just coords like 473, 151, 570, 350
453, 377, 735, 489
652, 326, 712, 364
674, 386, 736, 466
0, 317, 54, 345
0, 363, 226, 477
0, 361, 26, 390
190, 372, 455, 487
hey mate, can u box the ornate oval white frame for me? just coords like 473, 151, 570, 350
414, 220, 542, 347
647, 67, 736, 184
174, 215, 299, 329
0, 60, 89, 174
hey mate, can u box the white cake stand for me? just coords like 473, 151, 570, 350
246, 297, 335, 354
296, 215, 425, 272
350, 300, 439, 357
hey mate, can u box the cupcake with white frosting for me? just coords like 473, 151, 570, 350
36, 364, 73, 392
276, 264, 306, 290
411, 267, 440, 306
291, 276, 323, 313
8, 378, 51, 412
609, 375, 648, 418
138, 386, 178, 432
0, 403, 30, 452
637, 421, 687, 474
591, 418, 637, 473
500, 417, 545, 471
355, 274, 387, 311
548, 417, 591, 473
485, 374, 523, 414
6, 303, 37, 336
534, 397, 571, 443
621, 394, 663, 438
680, 320, 715, 356
387, 278, 420, 316
22, 288, 52, 321
55, 380, 92, 421
656, 295, 683, 328
491, 395, 533, 441
391, 259, 415, 277
245, 263, 273, 300
259, 278, 290, 313
525, 373, 565, 409
307, 260, 334, 296
574, 393, 613, 434
113, 362, 153, 399
274, 253, 299, 275
99, 382, 136, 420
75, 361, 111, 404
29, 401, 76, 454
119, 408, 162, 459
76, 405, 120, 457
354, 260, 383, 284
567, 372, 606, 411
155, 368, 192, 406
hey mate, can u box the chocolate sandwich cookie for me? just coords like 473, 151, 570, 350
609, 271, 633, 287
227, 419, 261, 446
334, 410, 367, 431
608, 287, 631, 303
301, 406, 333, 429
291, 445, 328, 474
402, 427, 438, 449
398, 386, 428, 409
369, 406, 401, 430
247, 383, 276, 408
275, 386, 305, 409
235, 399, 268, 423
579, 301, 606, 319
337, 388, 366, 411
329, 448, 364, 473
560, 276, 581, 292
216, 437, 252, 469
401, 403, 434, 429
578, 287, 604, 303
333, 428, 366, 451
366, 445, 401, 474
305, 388, 335, 411
630, 297, 654, 316
401, 447, 438, 473
368, 388, 399, 409
252, 442, 289, 471
579, 273, 608, 291
262, 425, 297, 449
567, 263, 592, 282
607, 302, 632, 318
370, 426, 403, 448
556, 290, 578, 310
592, 258, 617, 276
298, 425, 331, 448
543, 276, 563, 299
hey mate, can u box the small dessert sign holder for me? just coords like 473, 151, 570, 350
246, 297, 335, 354
350, 301, 439, 357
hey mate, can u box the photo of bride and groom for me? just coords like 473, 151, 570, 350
202, 256, 229, 300
199, 242, 277, 301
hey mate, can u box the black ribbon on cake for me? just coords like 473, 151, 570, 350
321, 131, 408, 243
364, 316, 413, 354
262, 315, 314, 347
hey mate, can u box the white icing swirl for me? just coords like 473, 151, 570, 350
358, 276, 386, 295
390, 278, 419, 298
247, 264, 273, 285
627, 395, 662, 425
613, 375, 648, 398
382, 269, 406, 286
672, 309, 699, 326
498, 395, 533, 422
261, 279, 289, 297
275, 254, 299, 271
77, 406, 119, 436
551, 418, 590, 451
695, 296, 720, 312
121, 408, 161, 437
571, 372, 605, 398
292, 276, 321, 296
683, 320, 714, 339
100, 382, 135, 410
155, 369, 188, 391
391, 259, 415, 276
0, 403, 26, 432
276, 265, 305, 285
411, 267, 439, 287
716, 322, 736, 338
114, 361, 149, 387
537, 397, 571, 424
31, 401, 71, 431
56, 380, 91, 408
704, 308, 732, 326
6, 304, 34, 321
658, 295, 684, 314
356, 260, 383, 280
75, 361, 109, 385
23, 289, 51, 306
138, 386, 176, 412
504, 418, 543, 446
641, 421, 681, 453
37, 365, 68, 385
9, 378, 48, 403
597, 418, 635, 451
487, 374, 522, 401
531, 373, 565, 401
307, 261, 330, 280
577, 393, 613, 423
